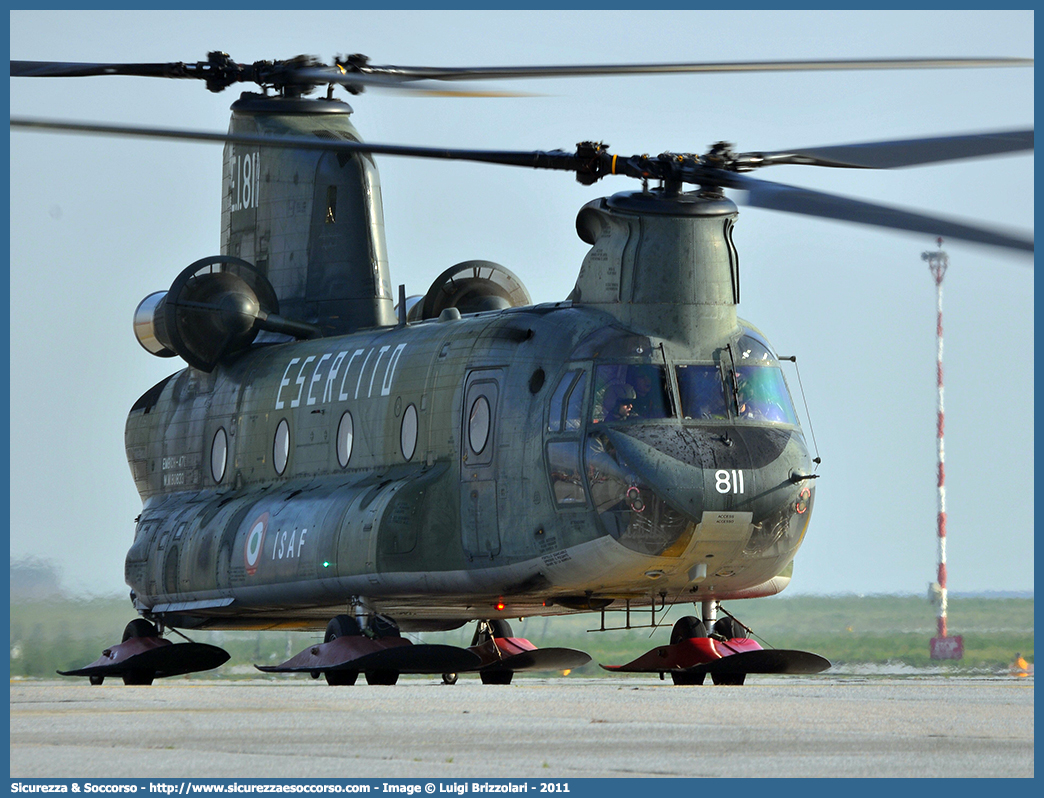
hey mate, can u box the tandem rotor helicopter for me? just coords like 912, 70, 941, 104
10, 48, 1033, 687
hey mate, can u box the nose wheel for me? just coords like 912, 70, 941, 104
601, 610, 829, 684
473, 620, 515, 685
120, 619, 161, 685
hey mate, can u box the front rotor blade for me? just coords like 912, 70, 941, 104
9, 117, 584, 171
723, 171, 1033, 254
11, 117, 1031, 254
744, 129, 1034, 170
356, 56, 1033, 82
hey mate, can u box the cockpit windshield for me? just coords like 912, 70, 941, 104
676, 365, 729, 420
677, 363, 799, 426
734, 365, 799, 425
591, 364, 670, 423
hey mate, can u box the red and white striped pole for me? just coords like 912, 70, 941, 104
923, 241, 961, 659
926, 241, 948, 637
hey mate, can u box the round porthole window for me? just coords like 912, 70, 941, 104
211, 427, 228, 483
468, 395, 491, 455
274, 418, 290, 475
337, 411, 354, 468
400, 404, 418, 461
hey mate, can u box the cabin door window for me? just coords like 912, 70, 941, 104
461, 370, 502, 559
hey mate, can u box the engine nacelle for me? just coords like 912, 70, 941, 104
408, 260, 531, 322
133, 291, 177, 358
133, 256, 318, 372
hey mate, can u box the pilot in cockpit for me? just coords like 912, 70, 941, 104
602, 383, 638, 422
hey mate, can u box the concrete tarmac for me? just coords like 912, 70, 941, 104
10, 676, 1033, 779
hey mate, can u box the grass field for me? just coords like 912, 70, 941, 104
9, 593, 1032, 679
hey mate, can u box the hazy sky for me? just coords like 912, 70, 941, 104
8, 10, 1033, 599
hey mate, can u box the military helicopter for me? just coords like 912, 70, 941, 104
10, 52, 1033, 686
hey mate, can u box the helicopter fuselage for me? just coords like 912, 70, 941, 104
124, 298, 814, 631
119, 94, 816, 633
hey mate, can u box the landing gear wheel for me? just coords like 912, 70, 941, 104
89, 675, 104, 686
323, 614, 363, 686
671, 671, 706, 686
365, 670, 399, 686
471, 618, 513, 645
670, 616, 708, 643
442, 673, 458, 685
122, 618, 159, 641
122, 670, 155, 686
120, 619, 159, 685
481, 669, 513, 685
326, 670, 359, 686
712, 617, 749, 640
488, 619, 513, 638
324, 614, 362, 643
712, 672, 746, 686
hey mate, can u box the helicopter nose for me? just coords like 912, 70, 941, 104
595, 423, 813, 557
599, 427, 707, 517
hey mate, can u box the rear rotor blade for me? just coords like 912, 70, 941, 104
741, 129, 1034, 170
722, 171, 1033, 254
11, 60, 193, 78
12, 55, 1032, 96
291, 66, 533, 96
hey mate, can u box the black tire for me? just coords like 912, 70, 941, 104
122, 670, 155, 686
323, 615, 364, 686
480, 669, 513, 685
122, 618, 159, 642
712, 617, 749, 640
89, 675, 104, 686
711, 671, 746, 686
471, 619, 514, 646
671, 670, 706, 686
365, 670, 399, 686
442, 673, 458, 685
670, 616, 708, 644
488, 619, 513, 638
324, 614, 362, 643
325, 670, 359, 686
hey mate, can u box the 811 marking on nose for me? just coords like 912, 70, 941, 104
715, 469, 745, 494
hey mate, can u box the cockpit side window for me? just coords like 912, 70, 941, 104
548, 369, 588, 432
546, 368, 589, 508
735, 332, 775, 364
547, 441, 587, 507
547, 370, 578, 433
564, 371, 587, 431
592, 364, 670, 423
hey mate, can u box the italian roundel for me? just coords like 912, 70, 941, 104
244, 513, 269, 575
